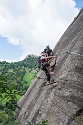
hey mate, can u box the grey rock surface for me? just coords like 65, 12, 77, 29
16, 9, 83, 125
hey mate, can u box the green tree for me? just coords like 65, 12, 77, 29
0, 75, 22, 125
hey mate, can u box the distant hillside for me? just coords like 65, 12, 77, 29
0, 54, 38, 94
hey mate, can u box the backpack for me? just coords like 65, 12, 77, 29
46, 48, 53, 56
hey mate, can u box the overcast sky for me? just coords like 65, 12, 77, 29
0, 0, 83, 62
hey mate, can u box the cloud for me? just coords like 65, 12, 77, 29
0, 0, 79, 60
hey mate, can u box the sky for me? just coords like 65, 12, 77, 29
0, 0, 83, 62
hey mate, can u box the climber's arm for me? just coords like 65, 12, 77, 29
44, 55, 57, 59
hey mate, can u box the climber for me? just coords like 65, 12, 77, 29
39, 51, 57, 89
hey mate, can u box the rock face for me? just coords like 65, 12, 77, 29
16, 9, 83, 125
